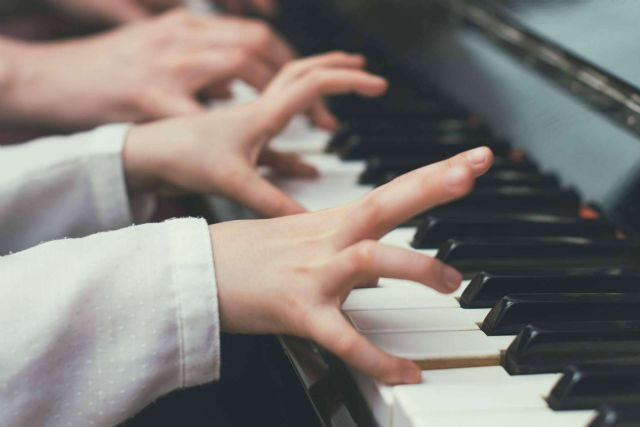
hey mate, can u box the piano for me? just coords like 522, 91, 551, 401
179, 1, 640, 426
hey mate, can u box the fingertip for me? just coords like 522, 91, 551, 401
349, 53, 367, 67
280, 201, 308, 217
385, 360, 421, 385
443, 265, 463, 293
402, 362, 422, 384
359, 76, 389, 97
303, 165, 320, 178
317, 113, 340, 131
444, 164, 474, 195
465, 146, 494, 175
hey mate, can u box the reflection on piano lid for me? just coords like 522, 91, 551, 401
202, 1, 640, 426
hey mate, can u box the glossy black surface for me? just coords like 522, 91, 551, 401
437, 237, 640, 276
459, 269, 640, 308
336, 136, 506, 160
590, 405, 640, 427
482, 293, 640, 335
327, 120, 489, 152
502, 323, 640, 375
548, 363, 640, 411
429, 187, 581, 218
413, 214, 616, 249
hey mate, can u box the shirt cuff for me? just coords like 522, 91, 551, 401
166, 217, 221, 386
86, 123, 156, 228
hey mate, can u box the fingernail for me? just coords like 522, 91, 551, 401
467, 147, 487, 165
403, 365, 422, 384
445, 166, 469, 189
444, 266, 463, 291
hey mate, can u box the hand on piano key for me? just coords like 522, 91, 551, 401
1, 9, 295, 128
209, 146, 494, 385
124, 51, 386, 217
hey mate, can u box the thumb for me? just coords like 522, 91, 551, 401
226, 169, 307, 218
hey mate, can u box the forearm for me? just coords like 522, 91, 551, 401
0, 35, 133, 129
0, 124, 155, 254
0, 218, 220, 426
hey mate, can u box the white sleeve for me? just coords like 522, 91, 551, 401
0, 218, 220, 427
0, 124, 155, 255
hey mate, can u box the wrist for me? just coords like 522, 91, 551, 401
0, 40, 61, 127
0, 39, 25, 108
123, 124, 163, 195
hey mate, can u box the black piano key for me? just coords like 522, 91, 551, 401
337, 136, 508, 160
429, 187, 581, 217
412, 214, 616, 249
359, 156, 538, 182
339, 117, 487, 136
330, 95, 470, 121
502, 323, 640, 375
437, 237, 640, 276
330, 121, 491, 141
590, 405, 640, 427
547, 363, 640, 411
459, 269, 640, 308
481, 293, 640, 336
358, 158, 560, 189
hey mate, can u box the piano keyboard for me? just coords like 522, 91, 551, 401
259, 82, 640, 427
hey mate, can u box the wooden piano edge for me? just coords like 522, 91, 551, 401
415, 354, 501, 370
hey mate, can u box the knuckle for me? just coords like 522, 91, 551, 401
351, 240, 377, 269
248, 22, 272, 47
358, 194, 384, 223
228, 50, 250, 69
306, 70, 327, 87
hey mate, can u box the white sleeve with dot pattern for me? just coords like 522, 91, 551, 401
0, 217, 220, 426
0, 123, 155, 255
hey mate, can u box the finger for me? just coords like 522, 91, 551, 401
270, 52, 366, 89
226, 169, 307, 217
325, 241, 462, 295
258, 149, 319, 178
180, 49, 274, 92
258, 69, 387, 137
307, 99, 340, 131
341, 147, 493, 243
237, 54, 276, 90
200, 17, 295, 68
251, 0, 278, 16
308, 309, 421, 385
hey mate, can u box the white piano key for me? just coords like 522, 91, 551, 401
347, 307, 479, 333
393, 373, 561, 420
404, 409, 596, 427
467, 308, 492, 324
419, 366, 511, 384
349, 366, 516, 427
271, 155, 371, 210
350, 371, 396, 427
342, 287, 458, 311
365, 330, 512, 362
377, 279, 470, 304
380, 228, 416, 247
